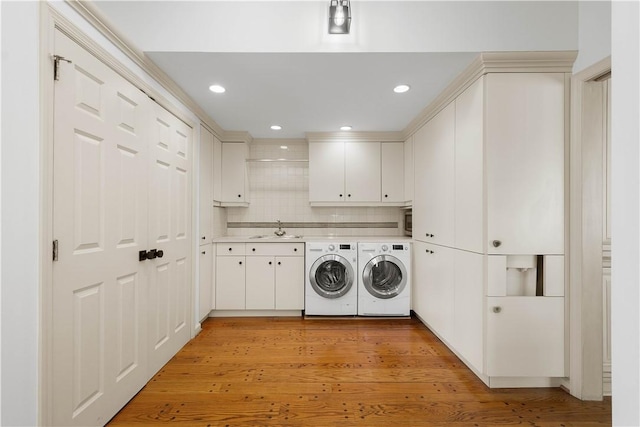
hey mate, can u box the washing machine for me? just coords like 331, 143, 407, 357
357, 242, 411, 316
305, 242, 358, 315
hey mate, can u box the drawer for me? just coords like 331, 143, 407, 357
245, 243, 304, 256
217, 243, 246, 256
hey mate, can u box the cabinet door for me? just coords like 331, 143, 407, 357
453, 250, 483, 371
486, 296, 564, 377
221, 142, 247, 203
245, 256, 275, 309
485, 73, 565, 255
215, 256, 246, 309
414, 103, 455, 246
309, 142, 345, 202
212, 135, 222, 203
455, 77, 484, 253
199, 125, 213, 243
404, 136, 414, 203
275, 256, 304, 310
198, 245, 213, 320
412, 241, 430, 316
345, 142, 381, 202
423, 243, 455, 343
381, 142, 404, 203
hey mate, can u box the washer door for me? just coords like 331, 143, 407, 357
309, 254, 354, 299
362, 255, 407, 299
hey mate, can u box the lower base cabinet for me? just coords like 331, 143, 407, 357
198, 245, 214, 320
413, 240, 564, 384
216, 243, 304, 311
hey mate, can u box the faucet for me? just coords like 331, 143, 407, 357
274, 220, 286, 237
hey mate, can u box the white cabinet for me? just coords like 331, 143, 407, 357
486, 296, 564, 377
216, 255, 246, 310
404, 136, 414, 204
245, 257, 275, 309
485, 73, 565, 255
309, 141, 404, 205
309, 141, 345, 203
198, 244, 213, 320
454, 78, 484, 254
381, 142, 404, 203
221, 142, 249, 206
199, 125, 213, 244
413, 102, 455, 247
344, 141, 381, 202
421, 242, 455, 344
215, 243, 304, 311
212, 135, 222, 203
452, 250, 483, 371
275, 256, 305, 310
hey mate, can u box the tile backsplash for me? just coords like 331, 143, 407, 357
225, 140, 404, 237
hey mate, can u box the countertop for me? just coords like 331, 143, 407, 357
212, 235, 413, 243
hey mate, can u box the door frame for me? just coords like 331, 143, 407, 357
568, 56, 611, 401
38, 5, 198, 424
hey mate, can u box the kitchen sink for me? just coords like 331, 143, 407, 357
249, 234, 304, 240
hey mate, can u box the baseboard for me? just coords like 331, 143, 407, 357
209, 310, 302, 317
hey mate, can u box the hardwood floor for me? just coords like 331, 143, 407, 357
108, 317, 611, 426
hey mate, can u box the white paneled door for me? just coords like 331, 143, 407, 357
52, 30, 191, 426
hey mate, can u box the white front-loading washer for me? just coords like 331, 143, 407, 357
305, 242, 358, 315
357, 242, 411, 316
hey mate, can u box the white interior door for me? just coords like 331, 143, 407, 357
52, 30, 150, 426
147, 103, 192, 375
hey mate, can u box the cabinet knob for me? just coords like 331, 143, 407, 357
201, 236, 206, 240
269, 261, 272, 265
492, 306, 502, 313
348, 194, 351, 198
237, 194, 242, 198
492, 240, 502, 248
278, 261, 282, 265
252, 248, 256, 252
228, 247, 232, 251
239, 261, 243, 265
339, 194, 343, 198
384, 194, 388, 198
201, 251, 206, 255
294, 248, 298, 252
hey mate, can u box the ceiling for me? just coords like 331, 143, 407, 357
90, 1, 578, 139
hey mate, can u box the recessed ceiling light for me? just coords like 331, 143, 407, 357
393, 84, 410, 93
209, 84, 226, 93
270, 125, 282, 130
280, 145, 288, 150
340, 126, 352, 131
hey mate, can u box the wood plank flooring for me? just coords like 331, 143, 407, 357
108, 317, 611, 426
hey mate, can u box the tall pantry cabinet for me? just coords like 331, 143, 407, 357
412, 71, 567, 386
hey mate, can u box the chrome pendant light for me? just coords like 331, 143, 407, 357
329, 0, 351, 34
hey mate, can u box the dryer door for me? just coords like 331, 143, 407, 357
362, 255, 407, 299
309, 254, 355, 299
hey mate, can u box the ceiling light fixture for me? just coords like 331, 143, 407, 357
393, 84, 411, 93
280, 145, 288, 150
340, 126, 352, 131
270, 125, 282, 130
329, 0, 351, 34
209, 84, 226, 93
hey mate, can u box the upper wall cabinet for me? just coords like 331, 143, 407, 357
309, 140, 404, 206
199, 125, 214, 244
403, 136, 414, 204
485, 73, 565, 255
221, 142, 249, 207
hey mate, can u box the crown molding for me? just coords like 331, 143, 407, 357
306, 131, 404, 143
252, 138, 308, 145
64, 0, 226, 139
402, 50, 578, 140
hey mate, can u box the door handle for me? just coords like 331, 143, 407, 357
147, 249, 157, 259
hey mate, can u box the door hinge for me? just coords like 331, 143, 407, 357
53, 240, 59, 262
53, 55, 72, 81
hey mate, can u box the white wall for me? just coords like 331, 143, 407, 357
611, 2, 640, 425
93, 1, 578, 53
573, 1, 611, 73
0, 1, 40, 425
